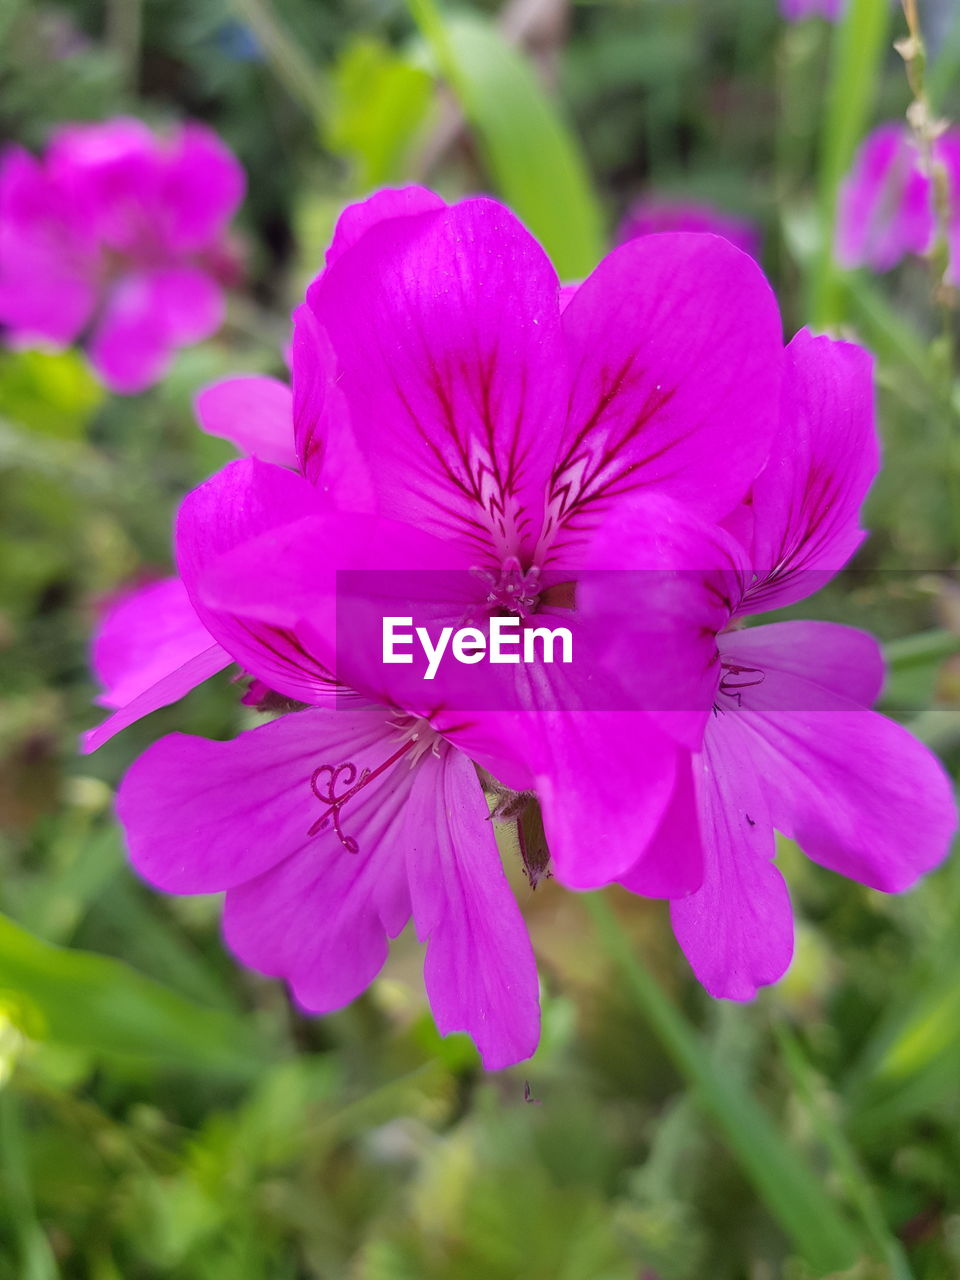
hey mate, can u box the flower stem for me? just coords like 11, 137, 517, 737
230, 0, 327, 125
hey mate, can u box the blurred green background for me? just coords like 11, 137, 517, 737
2, 0, 960, 1276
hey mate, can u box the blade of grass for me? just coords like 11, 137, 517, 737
844, 929, 960, 1138
231, 0, 326, 122
0, 912, 267, 1077
773, 1020, 915, 1280
810, 0, 892, 327
583, 892, 863, 1276
406, 0, 605, 278
0, 1089, 59, 1280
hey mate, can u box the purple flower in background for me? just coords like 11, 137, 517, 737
837, 122, 960, 278
601, 331, 957, 997
934, 132, 960, 286
780, 0, 845, 21
837, 124, 935, 272
617, 198, 760, 260
0, 117, 244, 393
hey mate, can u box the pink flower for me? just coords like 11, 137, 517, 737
617, 199, 760, 261
84, 187, 785, 1064
600, 331, 957, 997
0, 117, 244, 393
837, 124, 936, 272
837, 122, 960, 278
780, 0, 844, 20
934, 132, 960, 286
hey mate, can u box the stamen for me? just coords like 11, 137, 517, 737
718, 662, 764, 709
308, 738, 417, 849
471, 555, 542, 618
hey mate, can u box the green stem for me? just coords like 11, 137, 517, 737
0, 1087, 59, 1280
231, 0, 327, 124
810, 0, 891, 328
106, 0, 142, 95
774, 1021, 915, 1280
582, 892, 864, 1276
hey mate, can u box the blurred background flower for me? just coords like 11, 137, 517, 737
0, 117, 245, 392
616, 196, 761, 257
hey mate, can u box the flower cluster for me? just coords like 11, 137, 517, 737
0, 118, 244, 392
86, 187, 956, 1069
837, 123, 960, 279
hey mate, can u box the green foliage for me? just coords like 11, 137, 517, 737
328, 39, 433, 188
408, 1, 606, 277
0, 912, 267, 1077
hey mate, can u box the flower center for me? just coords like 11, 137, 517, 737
308, 714, 443, 852
472, 555, 541, 618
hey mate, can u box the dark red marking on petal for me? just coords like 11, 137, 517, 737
308, 736, 418, 850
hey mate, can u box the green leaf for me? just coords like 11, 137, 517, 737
328, 38, 433, 188
583, 893, 864, 1276
0, 912, 267, 1077
810, 0, 892, 327
774, 1021, 915, 1280
0, 1090, 59, 1280
407, 1, 606, 278
881, 628, 960, 712
0, 349, 103, 440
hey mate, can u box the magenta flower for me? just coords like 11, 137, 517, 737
617, 198, 760, 260
600, 330, 957, 997
0, 117, 244, 393
837, 124, 937, 272
935, 132, 960, 286
85, 187, 785, 1065
780, 0, 844, 20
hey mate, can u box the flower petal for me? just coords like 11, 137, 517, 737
0, 146, 97, 344
195, 375, 296, 469
325, 186, 446, 268
85, 576, 230, 757
670, 716, 792, 1000
159, 123, 245, 252
82, 644, 231, 755
722, 620, 884, 707
618, 752, 703, 898
722, 632, 958, 892
739, 329, 878, 612
176, 458, 342, 704
196, 503, 481, 712
119, 706, 413, 1014
546, 232, 782, 564
533, 709, 681, 889
577, 491, 747, 747
936, 131, 960, 288
90, 268, 223, 394
406, 748, 540, 1069
92, 575, 219, 710
302, 197, 566, 561
118, 705, 403, 894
